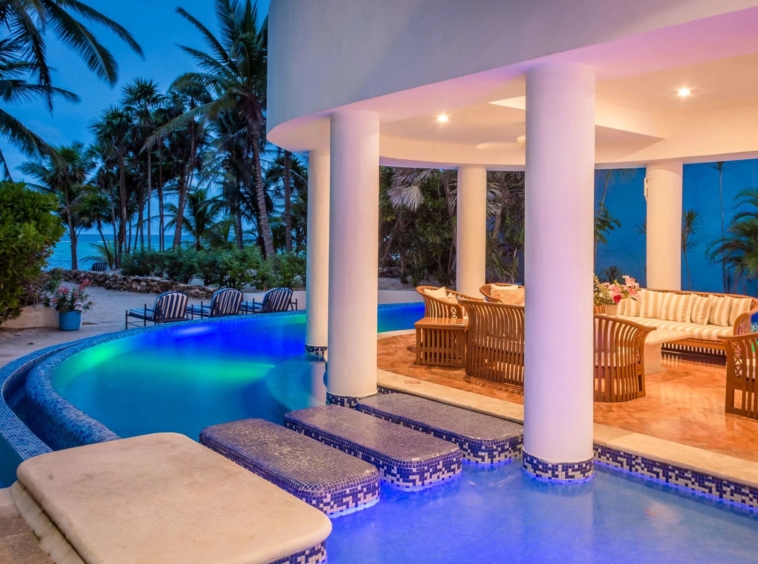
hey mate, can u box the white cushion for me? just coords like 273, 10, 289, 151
729, 297, 753, 326
659, 292, 693, 323
641, 290, 665, 319
621, 295, 642, 317
490, 284, 520, 292
620, 316, 733, 340
423, 287, 448, 300
690, 294, 712, 325
708, 295, 732, 327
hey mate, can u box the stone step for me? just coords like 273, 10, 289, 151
356, 393, 523, 465
200, 419, 380, 517
13, 433, 331, 564
285, 405, 462, 491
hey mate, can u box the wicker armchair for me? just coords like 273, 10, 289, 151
594, 315, 656, 402
722, 332, 758, 419
459, 299, 525, 387
416, 286, 480, 319
479, 283, 525, 305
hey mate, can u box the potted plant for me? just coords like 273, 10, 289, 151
593, 275, 639, 316
52, 281, 94, 331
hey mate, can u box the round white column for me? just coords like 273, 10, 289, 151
646, 161, 683, 291
305, 150, 330, 355
524, 64, 596, 481
327, 111, 380, 403
456, 165, 488, 297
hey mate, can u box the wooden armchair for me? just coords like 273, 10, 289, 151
722, 332, 758, 419
479, 283, 525, 305
594, 315, 656, 402
459, 299, 525, 387
416, 286, 480, 320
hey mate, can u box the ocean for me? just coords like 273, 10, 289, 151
48, 233, 182, 270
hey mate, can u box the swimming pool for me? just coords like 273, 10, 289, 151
50, 304, 423, 441
29, 303, 758, 560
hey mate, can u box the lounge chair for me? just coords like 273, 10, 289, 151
241, 287, 297, 314
91, 261, 108, 272
722, 332, 758, 419
416, 286, 481, 320
187, 288, 243, 319
125, 291, 189, 329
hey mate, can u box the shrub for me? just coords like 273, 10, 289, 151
219, 247, 265, 290
121, 249, 166, 277
0, 182, 65, 323
162, 249, 198, 284
269, 252, 306, 289
195, 251, 223, 286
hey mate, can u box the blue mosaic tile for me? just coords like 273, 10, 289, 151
285, 405, 462, 491
305, 345, 327, 359
356, 393, 523, 465
200, 419, 380, 517
595, 444, 758, 510
523, 451, 595, 483
269, 542, 326, 564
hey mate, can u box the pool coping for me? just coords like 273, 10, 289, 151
376, 367, 758, 509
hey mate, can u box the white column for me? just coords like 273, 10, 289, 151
327, 111, 380, 400
456, 165, 488, 297
524, 64, 596, 478
645, 161, 683, 291
305, 150, 330, 354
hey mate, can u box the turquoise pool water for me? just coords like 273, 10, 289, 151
46, 303, 758, 561
52, 305, 423, 441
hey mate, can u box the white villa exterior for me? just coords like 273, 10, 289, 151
267, 0, 758, 480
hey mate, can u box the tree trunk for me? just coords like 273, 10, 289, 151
158, 141, 165, 252
235, 207, 244, 250
251, 139, 275, 257
118, 148, 127, 264
96, 221, 112, 267
284, 150, 293, 253
173, 127, 196, 250
594, 170, 612, 260
147, 150, 152, 250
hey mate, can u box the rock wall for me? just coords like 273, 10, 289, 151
60, 270, 216, 299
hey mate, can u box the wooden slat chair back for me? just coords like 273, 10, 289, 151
722, 332, 758, 419
91, 262, 108, 272
261, 287, 294, 313
209, 288, 243, 317
459, 299, 525, 387
593, 315, 655, 402
416, 286, 480, 320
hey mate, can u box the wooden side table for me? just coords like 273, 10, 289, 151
415, 317, 468, 368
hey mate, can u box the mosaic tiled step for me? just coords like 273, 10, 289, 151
200, 419, 380, 517
356, 393, 523, 465
285, 405, 463, 491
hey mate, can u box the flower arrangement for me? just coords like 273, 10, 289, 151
593, 275, 640, 306
52, 281, 95, 313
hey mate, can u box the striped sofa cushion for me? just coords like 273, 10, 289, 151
659, 292, 693, 323
690, 294, 711, 325
619, 295, 642, 317
622, 316, 733, 340
708, 295, 732, 327
729, 297, 753, 326
641, 290, 664, 319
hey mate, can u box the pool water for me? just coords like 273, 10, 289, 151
52, 305, 423, 440
48, 303, 758, 561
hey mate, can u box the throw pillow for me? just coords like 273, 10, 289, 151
690, 294, 712, 325
708, 295, 732, 327
659, 292, 693, 323
729, 297, 753, 326
622, 293, 643, 317
641, 290, 664, 319
493, 288, 525, 306
423, 287, 448, 300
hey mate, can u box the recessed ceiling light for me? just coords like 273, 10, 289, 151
677, 87, 691, 97
436, 115, 449, 123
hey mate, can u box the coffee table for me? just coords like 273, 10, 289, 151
643, 328, 691, 374
415, 316, 468, 367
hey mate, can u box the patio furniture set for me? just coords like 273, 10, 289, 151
124, 287, 297, 329
416, 284, 758, 414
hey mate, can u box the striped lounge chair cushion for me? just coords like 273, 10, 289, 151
210, 289, 243, 316
154, 292, 189, 321
128, 307, 156, 321
621, 316, 733, 340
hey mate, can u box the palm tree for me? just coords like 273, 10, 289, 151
20, 143, 94, 269
708, 188, 758, 288
91, 106, 131, 264
681, 209, 701, 290
594, 169, 634, 259
0, 1, 142, 164
168, 0, 273, 257
166, 187, 225, 250
709, 162, 738, 291
122, 78, 165, 250
266, 149, 307, 252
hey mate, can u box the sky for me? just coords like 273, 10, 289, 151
3, 0, 270, 178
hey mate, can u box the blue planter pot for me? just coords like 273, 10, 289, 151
59, 311, 82, 331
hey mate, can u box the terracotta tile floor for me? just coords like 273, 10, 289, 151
378, 334, 758, 463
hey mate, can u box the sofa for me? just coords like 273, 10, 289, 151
416, 286, 481, 319
617, 289, 758, 353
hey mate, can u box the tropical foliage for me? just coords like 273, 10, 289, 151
708, 188, 758, 290
0, 181, 64, 323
